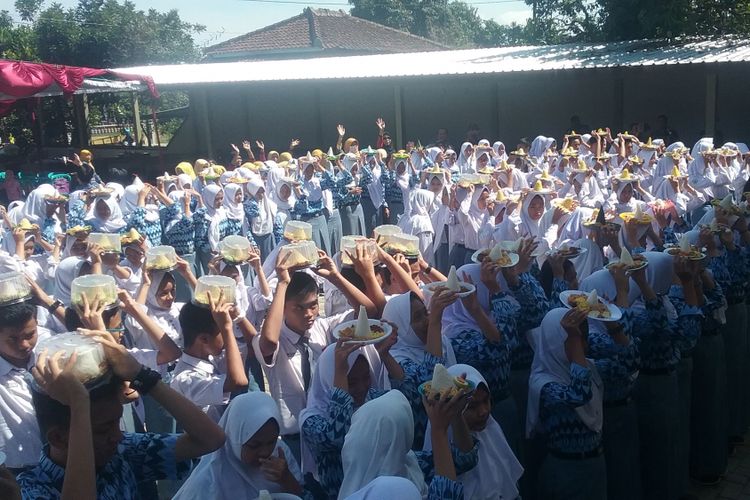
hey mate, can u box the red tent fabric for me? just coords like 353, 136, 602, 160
0, 59, 158, 116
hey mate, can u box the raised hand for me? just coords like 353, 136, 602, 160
376, 117, 386, 131
337, 124, 346, 137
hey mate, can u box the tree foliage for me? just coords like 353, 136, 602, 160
350, 0, 750, 47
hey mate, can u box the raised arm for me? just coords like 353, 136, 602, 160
258, 253, 292, 359
314, 250, 377, 318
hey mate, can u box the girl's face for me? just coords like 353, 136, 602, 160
279, 184, 291, 201
156, 277, 175, 309
23, 238, 34, 260
45, 202, 57, 217
71, 238, 88, 257
396, 162, 406, 175
618, 183, 633, 203
347, 355, 371, 407
463, 146, 473, 157
241, 419, 280, 466
409, 295, 429, 343
95, 199, 111, 219
564, 263, 579, 290
254, 188, 265, 201
213, 191, 224, 208
476, 155, 489, 168
304, 165, 314, 180
527, 196, 545, 221
478, 188, 489, 209
349, 142, 359, 154
463, 385, 491, 432
429, 177, 443, 194
220, 264, 240, 283
234, 190, 243, 203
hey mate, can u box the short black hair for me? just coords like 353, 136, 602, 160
179, 301, 219, 348
32, 376, 122, 437
285, 272, 318, 302
0, 301, 37, 333
340, 266, 365, 294
63, 306, 120, 331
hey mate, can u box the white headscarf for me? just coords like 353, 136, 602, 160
202, 185, 226, 251
22, 184, 56, 224
492, 141, 508, 163
105, 182, 125, 202
519, 193, 546, 240
119, 185, 141, 217
526, 308, 603, 437
579, 268, 640, 306
381, 292, 456, 366
343, 476, 421, 500
7, 201, 26, 225
423, 364, 523, 500
53, 256, 87, 305
85, 196, 126, 233
223, 184, 245, 221
338, 390, 428, 499
399, 189, 435, 236
247, 180, 275, 236
144, 271, 184, 348
457, 142, 475, 173
272, 179, 296, 212
173, 392, 302, 500
299, 343, 389, 474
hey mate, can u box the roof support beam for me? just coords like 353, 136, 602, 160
394, 84, 404, 149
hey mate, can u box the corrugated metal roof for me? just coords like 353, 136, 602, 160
115, 36, 750, 86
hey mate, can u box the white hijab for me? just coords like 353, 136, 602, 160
399, 189, 435, 236
338, 390, 428, 499
23, 184, 57, 224
298, 343, 389, 474
223, 183, 245, 222
526, 308, 604, 437
85, 196, 126, 233
145, 271, 184, 348
247, 180, 275, 236
202, 185, 226, 251
343, 476, 421, 500
173, 392, 302, 500
119, 185, 141, 218
423, 364, 523, 500
53, 256, 86, 305
381, 291, 456, 366
519, 193, 546, 240
457, 142, 475, 173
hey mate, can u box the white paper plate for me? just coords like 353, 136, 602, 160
421, 281, 476, 298
547, 246, 588, 260
470, 249, 520, 267
559, 290, 623, 322
331, 319, 392, 345
253, 494, 302, 500
662, 246, 706, 261
605, 259, 649, 274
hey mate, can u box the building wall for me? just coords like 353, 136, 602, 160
168, 63, 748, 159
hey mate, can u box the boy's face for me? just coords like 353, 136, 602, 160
205, 330, 224, 357
0, 318, 37, 366
284, 291, 318, 333
90, 394, 124, 467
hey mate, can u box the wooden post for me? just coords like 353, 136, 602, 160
314, 85, 323, 148
613, 69, 624, 132
194, 89, 213, 157
394, 84, 404, 149
705, 72, 717, 137
73, 94, 90, 147
132, 92, 143, 147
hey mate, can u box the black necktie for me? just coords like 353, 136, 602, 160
297, 337, 311, 391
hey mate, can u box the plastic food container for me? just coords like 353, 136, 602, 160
145, 246, 178, 271
283, 220, 313, 242
0, 271, 32, 306
193, 275, 237, 306
384, 233, 420, 257
373, 224, 402, 241
219, 236, 253, 264
70, 274, 118, 309
279, 241, 319, 268
88, 232, 122, 254
340, 236, 379, 266
36, 332, 109, 386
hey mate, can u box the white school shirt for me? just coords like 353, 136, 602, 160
170, 353, 228, 423
252, 310, 351, 435
0, 354, 41, 469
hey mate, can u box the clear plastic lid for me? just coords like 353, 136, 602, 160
340, 237, 379, 266
87, 232, 122, 254
373, 224, 402, 240
279, 240, 319, 268
385, 233, 420, 257
36, 332, 108, 385
70, 274, 118, 309
145, 246, 178, 271
218, 236, 253, 264
0, 271, 32, 305
283, 220, 313, 242
194, 275, 237, 306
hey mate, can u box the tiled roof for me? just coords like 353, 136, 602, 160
203, 8, 448, 59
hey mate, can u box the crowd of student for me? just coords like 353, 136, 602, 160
0, 120, 749, 500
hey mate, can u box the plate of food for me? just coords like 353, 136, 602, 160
421, 266, 475, 298
88, 186, 113, 198
548, 244, 587, 259
619, 204, 653, 224
66, 225, 92, 237
699, 222, 731, 234
44, 193, 69, 204
14, 218, 39, 232
559, 289, 622, 322
419, 364, 476, 400
471, 246, 519, 267
331, 306, 392, 345
552, 197, 579, 213
663, 235, 705, 260
605, 248, 648, 273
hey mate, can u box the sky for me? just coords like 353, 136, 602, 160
17, 0, 532, 47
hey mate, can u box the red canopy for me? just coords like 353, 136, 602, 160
0, 59, 158, 116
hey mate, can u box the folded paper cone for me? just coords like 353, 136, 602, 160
587, 289, 598, 306
431, 364, 454, 392
446, 266, 460, 292
620, 247, 635, 266
679, 234, 691, 253
354, 305, 369, 338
